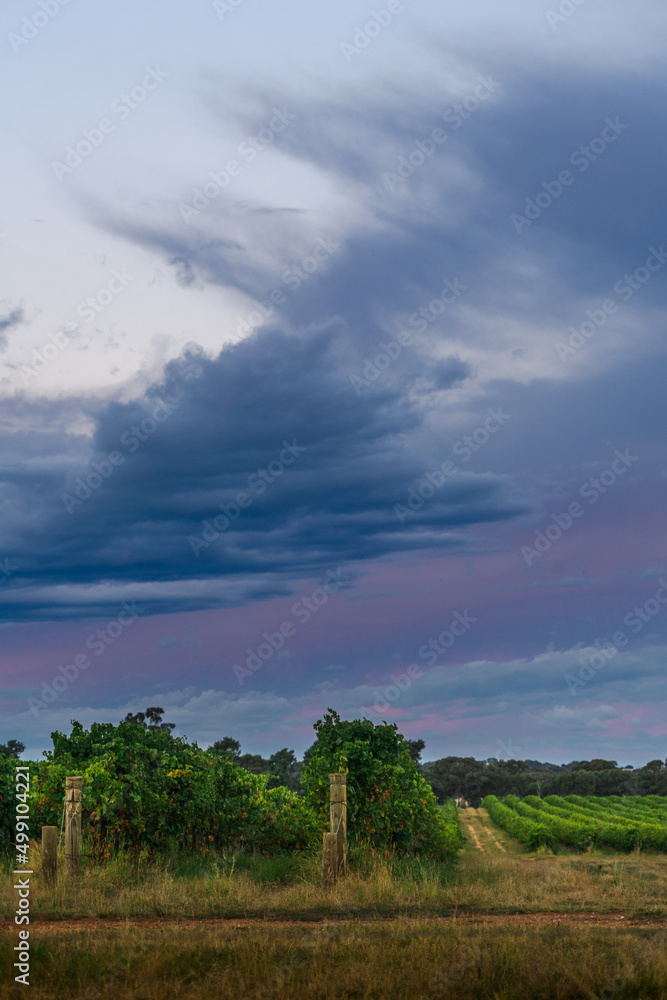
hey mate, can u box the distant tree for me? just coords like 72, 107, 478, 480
0, 739, 25, 759
642, 759, 665, 774
423, 756, 535, 804
423, 756, 488, 805
636, 759, 667, 795
267, 748, 299, 790
524, 760, 569, 773
210, 737, 241, 759
486, 759, 533, 799
542, 767, 631, 797
302, 741, 317, 771
238, 753, 270, 775
122, 707, 175, 732
406, 739, 426, 765
571, 759, 618, 772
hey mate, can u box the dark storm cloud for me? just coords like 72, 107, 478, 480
0, 325, 529, 621
5, 52, 666, 624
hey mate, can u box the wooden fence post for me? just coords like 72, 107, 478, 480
41, 826, 58, 883
329, 773, 347, 878
65, 776, 83, 876
322, 831, 338, 889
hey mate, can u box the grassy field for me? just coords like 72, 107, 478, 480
3, 835, 667, 921
2, 920, 667, 999
2, 808, 667, 998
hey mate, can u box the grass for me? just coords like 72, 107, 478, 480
1, 920, 667, 999
2, 834, 667, 922
3, 810, 667, 997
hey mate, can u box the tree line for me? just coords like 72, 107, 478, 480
4, 712, 664, 803
422, 756, 667, 805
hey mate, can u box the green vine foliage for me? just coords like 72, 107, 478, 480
302, 710, 464, 859
26, 720, 320, 859
4, 716, 464, 861
0, 755, 19, 854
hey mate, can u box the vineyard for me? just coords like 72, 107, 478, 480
483, 793, 667, 852
1, 711, 464, 864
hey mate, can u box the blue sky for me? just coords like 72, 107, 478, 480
1, 0, 666, 765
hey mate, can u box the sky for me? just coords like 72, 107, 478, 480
1, 0, 665, 766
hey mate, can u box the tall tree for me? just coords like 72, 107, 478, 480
122, 707, 175, 732
210, 737, 241, 759
267, 748, 299, 790
406, 739, 426, 764
0, 739, 25, 759
238, 753, 270, 775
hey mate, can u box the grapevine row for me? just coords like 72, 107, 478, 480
483, 794, 667, 852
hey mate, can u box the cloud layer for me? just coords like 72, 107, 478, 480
1, 0, 666, 763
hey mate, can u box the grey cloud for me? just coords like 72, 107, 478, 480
0, 307, 25, 349
0, 324, 529, 622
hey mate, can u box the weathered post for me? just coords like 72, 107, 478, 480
41, 826, 58, 883
322, 831, 338, 889
65, 776, 83, 876
329, 773, 347, 878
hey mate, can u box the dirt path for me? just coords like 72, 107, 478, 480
461, 808, 484, 851
477, 807, 507, 852
461, 807, 515, 855
3, 913, 666, 934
